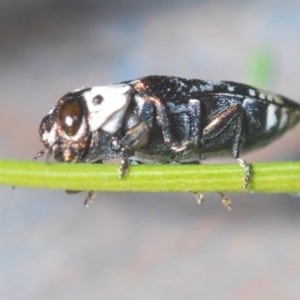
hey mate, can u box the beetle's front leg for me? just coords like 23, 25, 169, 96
121, 121, 151, 151
119, 95, 174, 176
118, 101, 154, 177
119, 121, 151, 177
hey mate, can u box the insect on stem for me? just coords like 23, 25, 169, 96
35, 75, 300, 205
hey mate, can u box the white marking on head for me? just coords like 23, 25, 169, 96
82, 84, 132, 133
40, 107, 58, 146
266, 104, 278, 131
41, 122, 58, 146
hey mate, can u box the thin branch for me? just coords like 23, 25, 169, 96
0, 159, 299, 193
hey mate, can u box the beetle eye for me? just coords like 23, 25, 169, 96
59, 99, 83, 136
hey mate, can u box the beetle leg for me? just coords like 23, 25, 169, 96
237, 158, 251, 188
122, 100, 154, 149
202, 104, 246, 154
121, 121, 150, 150
194, 192, 232, 210
84, 191, 95, 207
144, 95, 172, 144
119, 156, 129, 178
118, 101, 154, 174
219, 192, 232, 211
202, 104, 251, 187
33, 149, 46, 160
64, 189, 95, 207
172, 99, 202, 153
194, 192, 204, 204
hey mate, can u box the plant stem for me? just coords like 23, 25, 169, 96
0, 159, 299, 193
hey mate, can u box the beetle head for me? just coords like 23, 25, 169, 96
38, 84, 132, 162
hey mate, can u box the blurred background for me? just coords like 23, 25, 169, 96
1, 0, 300, 299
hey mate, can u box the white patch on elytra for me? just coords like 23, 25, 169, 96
226, 84, 235, 92
243, 97, 255, 106
189, 99, 200, 104
83, 84, 131, 133
279, 108, 289, 129
199, 80, 222, 92
242, 97, 254, 107
248, 89, 256, 97
259, 92, 266, 100
266, 104, 278, 131
273, 94, 284, 104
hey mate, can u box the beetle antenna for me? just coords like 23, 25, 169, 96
32, 149, 46, 160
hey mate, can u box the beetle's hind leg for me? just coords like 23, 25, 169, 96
237, 158, 251, 188
119, 101, 154, 177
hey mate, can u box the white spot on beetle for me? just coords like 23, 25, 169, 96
227, 84, 235, 92
200, 81, 222, 92
41, 123, 58, 146
83, 84, 132, 133
266, 104, 278, 131
242, 97, 254, 107
273, 95, 284, 104
248, 89, 256, 97
279, 108, 289, 129
134, 95, 146, 112
189, 99, 200, 104
267, 94, 273, 101
259, 92, 266, 100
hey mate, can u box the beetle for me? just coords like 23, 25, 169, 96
36, 76, 300, 205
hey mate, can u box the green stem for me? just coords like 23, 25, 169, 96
0, 159, 299, 193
